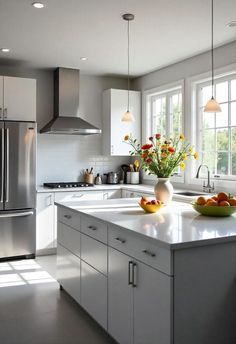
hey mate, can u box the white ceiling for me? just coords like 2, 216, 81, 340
0, 0, 236, 77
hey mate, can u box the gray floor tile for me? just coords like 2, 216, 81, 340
0, 256, 115, 344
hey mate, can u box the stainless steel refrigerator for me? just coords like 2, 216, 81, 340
0, 121, 36, 260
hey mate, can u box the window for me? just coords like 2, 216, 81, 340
197, 74, 236, 179
144, 81, 184, 181
150, 87, 183, 138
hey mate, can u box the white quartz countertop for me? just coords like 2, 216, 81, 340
55, 198, 236, 250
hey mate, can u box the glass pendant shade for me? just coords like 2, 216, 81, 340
121, 110, 135, 122
204, 96, 222, 113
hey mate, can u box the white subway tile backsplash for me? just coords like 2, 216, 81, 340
37, 134, 130, 185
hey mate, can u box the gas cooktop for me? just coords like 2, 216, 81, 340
43, 182, 94, 189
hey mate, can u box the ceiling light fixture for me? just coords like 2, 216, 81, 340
32, 2, 45, 9
80, 57, 88, 61
204, 0, 221, 113
121, 13, 135, 122
0, 48, 10, 53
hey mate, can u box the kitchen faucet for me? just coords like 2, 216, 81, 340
196, 164, 214, 193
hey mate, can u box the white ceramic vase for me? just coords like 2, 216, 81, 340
154, 178, 173, 205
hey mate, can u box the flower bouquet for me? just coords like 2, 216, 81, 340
124, 133, 198, 203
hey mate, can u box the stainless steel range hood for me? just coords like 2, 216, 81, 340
40, 68, 102, 135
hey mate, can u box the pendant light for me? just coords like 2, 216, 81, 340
204, 0, 221, 113
121, 13, 135, 122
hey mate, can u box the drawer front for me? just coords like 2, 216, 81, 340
108, 225, 171, 275
81, 215, 107, 244
58, 206, 80, 231
57, 244, 80, 303
58, 222, 81, 257
81, 234, 107, 275
81, 261, 107, 330
55, 191, 104, 203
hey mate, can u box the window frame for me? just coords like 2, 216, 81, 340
187, 63, 236, 192
142, 79, 185, 183
195, 73, 236, 181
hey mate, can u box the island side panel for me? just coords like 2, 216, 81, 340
173, 242, 236, 344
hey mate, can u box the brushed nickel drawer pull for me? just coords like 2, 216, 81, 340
132, 262, 137, 288
128, 261, 133, 285
88, 225, 97, 231
64, 214, 72, 219
142, 249, 156, 257
115, 237, 126, 244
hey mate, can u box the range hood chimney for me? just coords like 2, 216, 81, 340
40, 68, 102, 135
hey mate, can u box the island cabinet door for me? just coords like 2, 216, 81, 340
133, 261, 172, 344
57, 244, 80, 303
81, 261, 107, 330
108, 247, 133, 344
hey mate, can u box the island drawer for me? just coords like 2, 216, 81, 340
81, 216, 108, 244
58, 222, 81, 258
58, 207, 80, 231
81, 234, 107, 275
108, 225, 172, 275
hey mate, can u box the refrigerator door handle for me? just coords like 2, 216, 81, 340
5, 128, 9, 203
0, 211, 34, 218
1, 128, 4, 203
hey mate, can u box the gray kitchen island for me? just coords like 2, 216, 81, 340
55, 198, 236, 344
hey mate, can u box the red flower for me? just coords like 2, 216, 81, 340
168, 147, 175, 153
149, 136, 153, 141
155, 133, 161, 139
141, 144, 153, 150
146, 158, 153, 164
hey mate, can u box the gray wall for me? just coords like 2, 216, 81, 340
132, 40, 236, 91
0, 65, 129, 184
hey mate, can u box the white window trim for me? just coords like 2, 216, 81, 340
187, 62, 236, 193
142, 79, 185, 184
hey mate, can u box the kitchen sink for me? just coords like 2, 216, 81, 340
174, 191, 206, 197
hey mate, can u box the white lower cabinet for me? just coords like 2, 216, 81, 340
81, 260, 107, 330
133, 260, 172, 344
36, 192, 55, 254
56, 204, 172, 344
108, 247, 172, 344
103, 190, 122, 199
108, 248, 133, 344
57, 244, 80, 303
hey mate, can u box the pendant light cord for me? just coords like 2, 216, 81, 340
211, 0, 214, 98
127, 18, 130, 111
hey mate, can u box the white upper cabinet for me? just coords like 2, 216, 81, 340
0, 76, 36, 122
102, 88, 141, 156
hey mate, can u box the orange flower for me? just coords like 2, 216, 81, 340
124, 134, 129, 141
194, 152, 199, 160
141, 152, 148, 159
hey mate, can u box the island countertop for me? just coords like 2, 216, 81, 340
55, 198, 236, 249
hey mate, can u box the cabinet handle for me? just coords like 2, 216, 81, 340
128, 261, 133, 285
0, 107, 2, 117
132, 262, 137, 288
111, 145, 114, 154
142, 249, 156, 257
115, 237, 126, 244
88, 225, 97, 231
3, 108, 7, 118
64, 214, 72, 219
